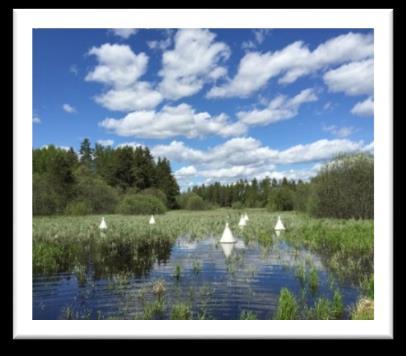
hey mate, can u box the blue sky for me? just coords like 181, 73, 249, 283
33, 28, 374, 190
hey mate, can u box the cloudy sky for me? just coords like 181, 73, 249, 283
33, 28, 374, 190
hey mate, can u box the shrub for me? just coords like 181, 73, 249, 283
267, 187, 294, 212
33, 173, 64, 215
139, 188, 168, 207
116, 194, 167, 215
232, 201, 244, 210
65, 200, 92, 216
186, 195, 207, 210
74, 174, 119, 214
310, 153, 373, 219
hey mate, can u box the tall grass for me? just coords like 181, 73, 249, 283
275, 288, 298, 320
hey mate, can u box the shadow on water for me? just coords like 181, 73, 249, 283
33, 232, 361, 320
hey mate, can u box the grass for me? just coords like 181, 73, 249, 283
351, 298, 374, 320
240, 310, 257, 320
171, 303, 192, 320
275, 288, 298, 320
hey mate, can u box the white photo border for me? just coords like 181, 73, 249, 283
14, 8, 393, 339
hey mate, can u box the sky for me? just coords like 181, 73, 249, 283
33, 28, 374, 190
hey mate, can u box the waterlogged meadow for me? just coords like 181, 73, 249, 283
33, 210, 374, 320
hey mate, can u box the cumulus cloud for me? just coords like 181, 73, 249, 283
208, 32, 373, 98
158, 29, 230, 100
63, 103, 76, 113
147, 30, 173, 51
110, 29, 137, 39
154, 137, 369, 184
99, 103, 246, 139
33, 116, 41, 124
237, 88, 317, 125
86, 43, 148, 89
323, 59, 373, 96
97, 139, 114, 146
152, 137, 366, 168
175, 165, 197, 177
351, 97, 374, 117
94, 82, 163, 111
86, 43, 163, 111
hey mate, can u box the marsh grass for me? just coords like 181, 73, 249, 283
351, 298, 374, 320
33, 209, 373, 320
275, 288, 298, 320
240, 310, 257, 320
171, 303, 192, 320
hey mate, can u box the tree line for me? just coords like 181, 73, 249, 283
33, 139, 180, 215
178, 152, 373, 219
33, 139, 373, 220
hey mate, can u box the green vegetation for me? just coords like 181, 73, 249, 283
33, 139, 179, 216
240, 310, 257, 320
116, 194, 167, 215
275, 288, 298, 320
171, 303, 192, 320
351, 298, 374, 320
310, 153, 373, 219
33, 208, 373, 320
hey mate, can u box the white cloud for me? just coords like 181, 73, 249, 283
323, 59, 373, 96
237, 88, 317, 125
241, 29, 271, 51
322, 124, 355, 138
208, 32, 373, 98
175, 165, 197, 177
152, 137, 366, 168
99, 103, 246, 139
63, 103, 76, 113
158, 29, 230, 100
86, 43, 163, 111
362, 141, 374, 154
116, 142, 143, 149
351, 97, 374, 117
33, 116, 41, 124
85, 43, 148, 89
41, 144, 70, 151
97, 139, 114, 146
147, 30, 173, 51
156, 137, 369, 184
94, 82, 163, 111
110, 29, 137, 39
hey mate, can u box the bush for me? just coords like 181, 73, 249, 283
33, 173, 64, 215
185, 195, 207, 210
176, 192, 208, 210
232, 201, 244, 210
267, 187, 294, 212
310, 153, 373, 219
65, 200, 92, 215
116, 194, 167, 215
139, 188, 168, 207
74, 174, 119, 214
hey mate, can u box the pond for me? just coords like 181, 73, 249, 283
33, 231, 361, 320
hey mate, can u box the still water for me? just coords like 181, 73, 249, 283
33, 234, 360, 319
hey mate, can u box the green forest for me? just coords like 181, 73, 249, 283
33, 138, 373, 220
